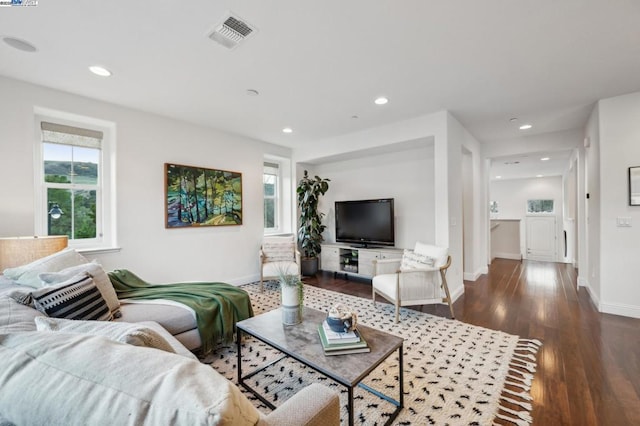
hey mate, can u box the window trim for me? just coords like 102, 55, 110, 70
263, 155, 292, 235
34, 107, 117, 251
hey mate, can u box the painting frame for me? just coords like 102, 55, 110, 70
164, 163, 242, 228
629, 166, 640, 206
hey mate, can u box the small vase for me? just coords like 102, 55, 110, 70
281, 284, 303, 325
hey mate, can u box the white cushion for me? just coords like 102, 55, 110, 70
413, 242, 448, 267
39, 261, 120, 317
2, 248, 88, 288
372, 273, 398, 298
262, 261, 299, 278
35, 317, 178, 355
0, 331, 260, 426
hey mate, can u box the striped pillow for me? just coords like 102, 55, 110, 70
31, 273, 112, 321
400, 249, 436, 271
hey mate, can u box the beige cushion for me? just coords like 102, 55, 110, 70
413, 242, 448, 267
0, 332, 260, 426
262, 236, 296, 262
2, 248, 88, 288
39, 261, 120, 317
35, 317, 177, 355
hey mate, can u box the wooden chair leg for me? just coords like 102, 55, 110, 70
394, 300, 400, 323
440, 271, 455, 319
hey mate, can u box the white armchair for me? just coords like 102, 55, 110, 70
259, 235, 301, 292
372, 243, 454, 323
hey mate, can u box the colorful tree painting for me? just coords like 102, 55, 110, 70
165, 163, 242, 228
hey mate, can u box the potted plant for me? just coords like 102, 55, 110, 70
297, 170, 330, 276
277, 267, 304, 325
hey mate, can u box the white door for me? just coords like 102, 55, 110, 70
526, 216, 556, 261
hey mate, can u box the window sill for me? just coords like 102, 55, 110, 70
77, 246, 121, 255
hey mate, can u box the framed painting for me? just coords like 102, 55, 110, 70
165, 163, 242, 228
629, 166, 640, 206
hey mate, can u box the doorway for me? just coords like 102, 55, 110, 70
526, 216, 557, 261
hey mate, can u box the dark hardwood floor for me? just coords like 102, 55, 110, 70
303, 258, 640, 426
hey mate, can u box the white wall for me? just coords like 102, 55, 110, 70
309, 143, 435, 250
490, 176, 564, 260
0, 76, 290, 284
597, 91, 640, 318
582, 106, 601, 304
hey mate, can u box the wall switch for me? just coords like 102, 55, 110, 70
616, 217, 632, 227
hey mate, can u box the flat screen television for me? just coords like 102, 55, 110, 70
335, 198, 395, 247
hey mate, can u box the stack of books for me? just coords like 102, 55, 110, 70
317, 320, 370, 355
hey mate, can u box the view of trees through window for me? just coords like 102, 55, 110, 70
44, 142, 99, 239
263, 171, 277, 229
527, 199, 554, 214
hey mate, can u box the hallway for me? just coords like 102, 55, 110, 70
306, 259, 640, 425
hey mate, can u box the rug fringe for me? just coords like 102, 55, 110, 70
509, 358, 537, 373
500, 395, 532, 410
494, 339, 542, 425
495, 411, 532, 426
502, 387, 533, 401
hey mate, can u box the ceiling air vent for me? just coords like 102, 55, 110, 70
208, 14, 256, 50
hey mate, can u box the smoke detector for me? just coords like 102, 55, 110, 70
208, 13, 256, 50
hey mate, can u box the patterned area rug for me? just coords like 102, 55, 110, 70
201, 282, 541, 425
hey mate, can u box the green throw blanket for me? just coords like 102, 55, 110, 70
108, 269, 253, 354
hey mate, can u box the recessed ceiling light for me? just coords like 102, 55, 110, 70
496, 176, 502, 179
540, 157, 550, 161
89, 65, 112, 77
374, 97, 388, 105
351, 115, 359, 119
509, 117, 518, 122
282, 127, 293, 134
536, 175, 543, 178
519, 124, 532, 130
2, 36, 37, 52
246, 89, 259, 96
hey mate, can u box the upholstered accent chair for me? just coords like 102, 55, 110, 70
259, 235, 301, 292
372, 242, 454, 323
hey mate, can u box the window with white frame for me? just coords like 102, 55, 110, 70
264, 161, 279, 232
263, 155, 293, 235
527, 199, 554, 214
35, 111, 116, 250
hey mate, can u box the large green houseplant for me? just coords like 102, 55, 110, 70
297, 170, 330, 276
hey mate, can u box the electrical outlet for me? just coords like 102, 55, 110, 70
616, 217, 632, 227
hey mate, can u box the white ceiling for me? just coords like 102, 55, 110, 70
1, 1, 639, 163
490, 150, 574, 181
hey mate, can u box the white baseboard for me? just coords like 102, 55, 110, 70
492, 252, 521, 261
600, 301, 640, 319
450, 284, 464, 303
463, 265, 487, 282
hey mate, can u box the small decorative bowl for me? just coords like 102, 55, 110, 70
326, 303, 357, 333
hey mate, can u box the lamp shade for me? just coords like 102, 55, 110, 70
0, 236, 68, 272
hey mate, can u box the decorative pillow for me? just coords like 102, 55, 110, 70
39, 261, 121, 317
400, 249, 436, 271
35, 317, 176, 354
3, 248, 89, 288
413, 242, 448, 267
31, 273, 112, 321
262, 238, 295, 262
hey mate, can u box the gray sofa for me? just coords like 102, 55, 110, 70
0, 279, 340, 425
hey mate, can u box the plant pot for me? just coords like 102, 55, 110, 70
300, 257, 319, 276
281, 285, 303, 325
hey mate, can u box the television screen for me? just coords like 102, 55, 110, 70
335, 199, 395, 247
